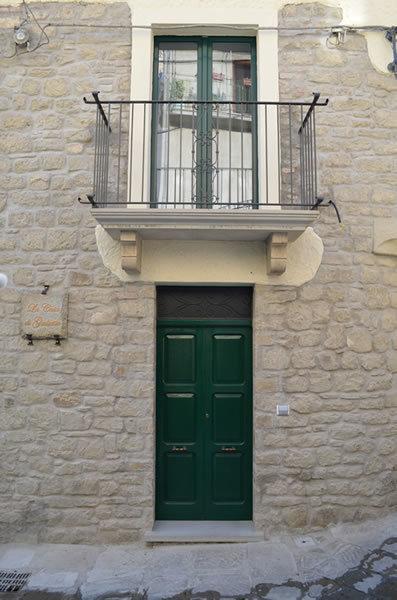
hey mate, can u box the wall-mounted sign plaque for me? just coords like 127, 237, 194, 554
21, 293, 68, 339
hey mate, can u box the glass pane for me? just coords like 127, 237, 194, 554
212, 42, 252, 102
156, 42, 198, 207
158, 42, 198, 101
212, 42, 254, 207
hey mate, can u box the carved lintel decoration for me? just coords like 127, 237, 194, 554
157, 286, 252, 319
120, 231, 142, 272
266, 232, 288, 275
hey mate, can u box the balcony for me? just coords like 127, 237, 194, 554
81, 92, 328, 275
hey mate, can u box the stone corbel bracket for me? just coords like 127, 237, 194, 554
373, 218, 397, 257
120, 231, 142, 272
266, 232, 288, 274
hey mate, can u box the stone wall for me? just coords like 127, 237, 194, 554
0, 3, 156, 544
253, 3, 396, 532
0, 1, 395, 544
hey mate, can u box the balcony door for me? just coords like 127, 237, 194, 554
152, 37, 257, 208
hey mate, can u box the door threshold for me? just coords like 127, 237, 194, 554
144, 520, 264, 543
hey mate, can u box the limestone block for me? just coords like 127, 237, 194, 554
53, 392, 80, 408
284, 376, 309, 393
261, 346, 290, 370
76, 439, 105, 460
20, 231, 46, 251
346, 329, 372, 353
284, 450, 315, 469
59, 411, 92, 431
291, 348, 316, 369
286, 304, 313, 330
47, 230, 77, 251
43, 78, 69, 97
86, 307, 118, 325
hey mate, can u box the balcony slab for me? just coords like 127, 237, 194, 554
91, 208, 319, 242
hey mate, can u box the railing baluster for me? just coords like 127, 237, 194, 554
289, 104, 293, 204
299, 105, 303, 207
305, 119, 309, 206
166, 103, 170, 206
93, 106, 99, 203
141, 103, 146, 205
116, 104, 122, 204
105, 103, 111, 205
307, 120, 310, 205
128, 104, 134, 204
98, 112, 104, 205
96, 109, 101, 205
265, 105, 268, 205
310, 112, 315, 205
179, 102, 183, 207
191, 104, 195, 205
240, 101, 244, 204
313, 107, 318, 201
216, 103, 220, 203
302, 117, 307, 204
228, 102, 232, 207
277, 105, 281, 206
303, 108, 307, 206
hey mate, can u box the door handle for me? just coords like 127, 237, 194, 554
221, 446, 236, 452
171, 446, 188, 452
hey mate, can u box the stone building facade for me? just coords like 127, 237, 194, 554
0, 1, 396, 544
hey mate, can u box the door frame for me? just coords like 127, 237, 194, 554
150, 36, 258, 208
155, 318, 253, 521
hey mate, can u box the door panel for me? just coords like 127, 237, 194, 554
164, 393, 196, 443
156, 322, 252, 520
212, 393, 244, 443
212, 333, 245, 383
163, 333, 196, 383
212, 452, 244, 503
164, 452, 196, 502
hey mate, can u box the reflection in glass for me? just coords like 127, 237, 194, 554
155, 42, 198, 207
154, 40, 255, 208
211, 43, 254, 207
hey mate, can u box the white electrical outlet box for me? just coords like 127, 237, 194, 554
276, 404, 289, 416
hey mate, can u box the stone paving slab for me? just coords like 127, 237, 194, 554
0, 515, 395, 600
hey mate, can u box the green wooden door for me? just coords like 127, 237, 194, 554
156, 320, 252, 520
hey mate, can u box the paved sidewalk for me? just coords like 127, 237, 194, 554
0, 514, 395, 599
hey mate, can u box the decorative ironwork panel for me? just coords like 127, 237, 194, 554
157, 286, 252, 319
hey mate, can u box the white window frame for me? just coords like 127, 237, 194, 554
128, 3, 280, 208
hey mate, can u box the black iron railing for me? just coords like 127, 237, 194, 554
82, 92, 328, 209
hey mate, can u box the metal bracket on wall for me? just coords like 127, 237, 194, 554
23, 334, 64, 346
24, 334, 34, 346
